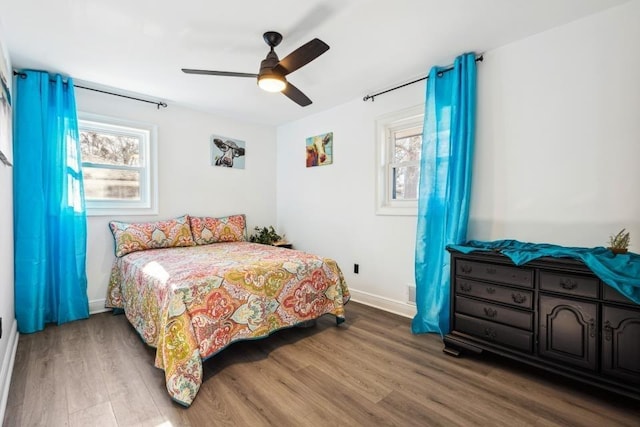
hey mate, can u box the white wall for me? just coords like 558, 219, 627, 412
0, 25, 17, 424
277, 90, 424, 318
276, 1, 640, 317
76, 90, 277, 312
471, 0, 640, 245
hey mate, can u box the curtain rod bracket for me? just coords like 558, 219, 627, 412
362, 54, 483, 102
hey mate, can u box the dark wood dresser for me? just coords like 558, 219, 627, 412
444, 249, 640, 400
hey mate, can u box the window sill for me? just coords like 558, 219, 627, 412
86, 207, 158, 217
376, 205, 418, 216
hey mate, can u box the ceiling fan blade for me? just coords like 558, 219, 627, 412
182, 69, 258, 78
282, 81, 312, 107
273, 38, 329, 76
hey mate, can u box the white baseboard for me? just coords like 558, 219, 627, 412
89, 298, 110, 315
348, 288, 417, 319
0, 318, 18, 424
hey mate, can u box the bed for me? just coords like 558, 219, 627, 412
105, 237, 350, 407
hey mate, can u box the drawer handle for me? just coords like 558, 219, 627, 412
603, 320, 612, 341
486, 267, 497, 274
511, 293, 527, 304
484, 327, 497, 338
560, 279, 577, 290
460, 264, 472, 274
459, 283, 473, 292
483, 307, 498, 318
486, 287, 496, 294
589, 318, 596, 338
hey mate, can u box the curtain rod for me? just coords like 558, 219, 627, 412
362, 54, 483, 102
13, 70, 168, 109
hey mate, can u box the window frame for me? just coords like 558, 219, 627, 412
78, 112, 158, 216
375, 105, 424, 216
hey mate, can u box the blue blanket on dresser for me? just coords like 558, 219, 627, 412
448, 240, 640, 304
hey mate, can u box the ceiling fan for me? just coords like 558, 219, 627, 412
182, 31, 329, 107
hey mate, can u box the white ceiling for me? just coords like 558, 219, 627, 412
0, 0, 631, 126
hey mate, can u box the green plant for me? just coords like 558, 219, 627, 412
608, 228, 630, 250
249, 226, 283, 245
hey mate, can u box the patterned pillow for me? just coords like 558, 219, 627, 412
189, 214, 247, 245
109, 215, 195, 257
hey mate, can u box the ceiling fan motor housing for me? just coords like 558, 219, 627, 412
258, 51, 282, 79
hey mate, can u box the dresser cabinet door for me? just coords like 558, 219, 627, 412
538, 295, 598, 371
601, 305, 640, 385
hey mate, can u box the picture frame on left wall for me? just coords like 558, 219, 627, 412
0, 37, 12, 166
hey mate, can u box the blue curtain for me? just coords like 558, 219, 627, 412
412, 53, 477, 335
13, 71, 89, 333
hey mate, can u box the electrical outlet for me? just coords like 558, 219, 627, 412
354, 264, 359, 274
407, 284, 416, 304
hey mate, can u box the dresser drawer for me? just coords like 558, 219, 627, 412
454, 314, 533, 353
455, 260, 533, 288
455, 296, 533, 330
455, 278, 533, 309
603, 285, 635, 304
539, 270, 598, 298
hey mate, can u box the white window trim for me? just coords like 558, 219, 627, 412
375, 105, 424, 216
78, 112, 158, 216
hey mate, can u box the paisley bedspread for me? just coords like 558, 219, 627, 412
105, 242, 350, 407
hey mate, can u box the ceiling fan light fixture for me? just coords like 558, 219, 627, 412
258, 75, 286, 92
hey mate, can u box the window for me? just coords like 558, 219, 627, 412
376, 106, 423, 215
78, 113, 157, 216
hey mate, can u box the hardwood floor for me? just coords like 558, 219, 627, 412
3, 302, 639, 426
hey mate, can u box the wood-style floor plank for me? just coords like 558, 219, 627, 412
4, 302, 640, 426
68, 402, 118, 427
20, 353, 69, 427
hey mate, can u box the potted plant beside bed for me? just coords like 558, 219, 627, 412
249, 226, 289, 247
608, 228, 630, 255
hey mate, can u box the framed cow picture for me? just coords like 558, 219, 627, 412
210, 135, 246, 169
306, 131, 333, 167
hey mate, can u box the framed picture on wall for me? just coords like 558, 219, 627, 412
0, 38, 12, 166
306, 131, 333, 167
210, 135, 246, 169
